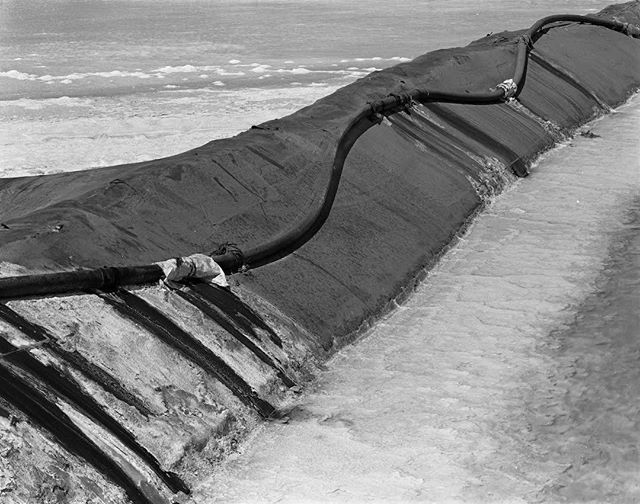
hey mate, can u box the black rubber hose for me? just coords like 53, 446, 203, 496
0, 14, 638, 298
0, 265, 163, 300
216, 15, 639, 271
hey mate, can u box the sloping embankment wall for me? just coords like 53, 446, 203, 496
1, 4, 639, 355
0, 3, 639, 503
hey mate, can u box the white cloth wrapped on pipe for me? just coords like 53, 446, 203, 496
154, 253, 228, 288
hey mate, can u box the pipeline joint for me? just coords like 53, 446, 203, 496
621, 22, 640, 38
156, 253, 229, 288
367, 99, 385, 122
520, 34, 533, 49
100, 267, 121, 291
210, 242, 245, 273
402, 96, 416, 115
369, 93, 413, 121
370, 111, 385, 124
388, 93, 413, 110
496, 78, 518, 100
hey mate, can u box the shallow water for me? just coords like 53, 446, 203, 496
192, 97, 640, 503
0, 0, 616, 177
0, 0, 614, 100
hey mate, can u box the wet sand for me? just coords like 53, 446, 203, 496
193, 97, 640, 503
534, 198, 640, 502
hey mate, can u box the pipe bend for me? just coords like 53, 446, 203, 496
1, 14, 638, 295
229, 13, 639, 273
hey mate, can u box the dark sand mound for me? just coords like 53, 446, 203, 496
1, 4, 639, 352
1, 4, 638, 352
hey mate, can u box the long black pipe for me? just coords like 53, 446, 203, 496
0, 264, 163, 300
0, 14, 638, 299
235, 15, 639, 270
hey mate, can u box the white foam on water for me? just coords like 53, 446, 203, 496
92, 70, 152, 79
0, 97, 77, 111
0, 70, 36, 80
152, 64, 220, 74
216, 69, 247, 76
0, 58, 404, 91
285, 67, 313, 74
1, 69, 158, 81
193, 95, 640, 502
340, 56, 411, 63
250, 64, 272, 74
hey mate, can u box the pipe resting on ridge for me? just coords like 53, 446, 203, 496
0, 14, 638, 300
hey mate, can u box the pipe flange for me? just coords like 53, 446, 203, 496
100, 267, 121, 291
370, 111, 385, 124
367, 101, 382, 116
520, 34, 533, 49
622, 22, 640, 38
496, 78, 518, 100
210, 242, 245, 273
388, 92, 412, 107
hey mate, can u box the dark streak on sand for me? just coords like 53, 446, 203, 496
190, 283, 284, 348
424, 103, 530, 176
176, 285, 295, 388
0, 309, 190, 495
99, 289, 277, 418
0, 303, 154, 418
0, 365, 162, 504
